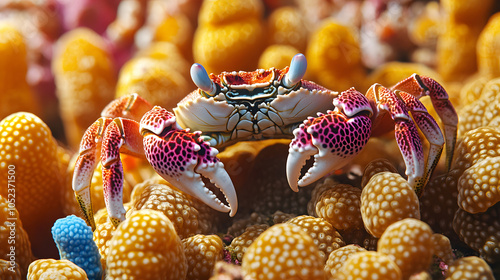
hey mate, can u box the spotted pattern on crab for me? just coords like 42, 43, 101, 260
308, 113, 372, 157
140, 106, 178, 136
335, 88, 373, 117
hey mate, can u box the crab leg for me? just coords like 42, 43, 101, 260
100, 118, 145, 227
396, 90, 445, 196
140, 106, 238, 216
73, 118, 111, 231
287, 88, 373, 191
367, 84, 426, 194
392, 74, 458, 168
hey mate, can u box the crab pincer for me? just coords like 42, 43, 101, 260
140, 106, 238, 216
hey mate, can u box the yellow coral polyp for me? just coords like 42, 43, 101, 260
477, 12, 500, 78
27, 259, 88, 280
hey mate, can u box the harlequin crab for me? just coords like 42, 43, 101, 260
73, 54, 457, 230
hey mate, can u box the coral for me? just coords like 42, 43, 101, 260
52, 28, 116, 148
0, 112, 64, 257
361, 158, 398, 188
27, 259, 88, 280
92, 220, 115, 270
336, 251, 402, 280
324, 245, 367, 279
227, 224, 268, 263
306, 19, 365, 91
453, 205, 500, 263
182, 234, 224, 280
106, 209, 187, 279
0, 195, 34, 278
477, 12, 500, 78
241, 223, 326, 280
445, 256, 495, 280
152, 13, 194, 60
378, 218, 434, 279
266, 6, 308, 52
361, 172, 420, 237
286, 215, 345, 263
0, 259, 21, 280
257, 45, 300, 70
0, 23, 40, 120
51, 215, 102, 280
116, 43, 192, 110
131, 179, 217, 239
452, 127, 500, 172
226, 212, 268, 237
307, 177, 338, 217
432, 233, 454, 264
458, 156, 500, 213
193, 0, 265, 74
314, 184, 363, 231
209, 262, 244, 280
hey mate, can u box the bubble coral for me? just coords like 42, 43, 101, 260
257, 45, 301, 70
452, 126, 500, 172
336, 251, 402, 280
477, 12, 500, 78
0, 259, 21, 280
92, 220, 115, 270
307, 177, 338, 217
182, 234, 224, 280
453, 205, 500, 263
266, 6, 308, 52
27, 259, 88, 280
193, 0, 266, 74
0, 112, 64, 257
227, 224, 268, 263
241, 223, 326, 280
52, 28, 116, 148
286, 215, 345, 263
445, 256, 495, 280
315, 184, 363, 231
106, 209, 187, 279
361, 158, 398, 188
152, 13, 194, 60
306, 19, 365, 91
378, 218, 434, 279
361, 172, 421, 237
51, 215, 102, 280
432, 233, 454, 264
0, 195, 34, 278
131, 179, 217, 239
324, 245, 367, 279
0, 23, 40, 120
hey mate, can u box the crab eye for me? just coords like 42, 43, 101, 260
283, 53, 307, 88
191, 63, 216, 96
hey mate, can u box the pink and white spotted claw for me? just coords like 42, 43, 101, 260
287, 88, 373, 191
140, 106, 238, 216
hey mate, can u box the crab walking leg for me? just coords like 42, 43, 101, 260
392, 74, 458, 169
287, 88, 373, 191
140, 107, 238, 216
73, 118, 111, 230
396, 90, 445, 196
367, 84, 426, 194
100, 118, 146, 227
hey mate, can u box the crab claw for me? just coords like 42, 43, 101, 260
287, 111, 372, 191
141, 107, 238, 216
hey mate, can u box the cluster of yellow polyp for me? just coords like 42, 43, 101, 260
2, 0, 500, 279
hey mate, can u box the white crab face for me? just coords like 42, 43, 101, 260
173, 54, 338, 147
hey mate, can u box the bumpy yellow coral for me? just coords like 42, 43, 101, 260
153, 13, 194, 60
257, 45, 300, 70
242, 223, 326, 280
378, 218, 434, 279
0, 113, 64, 257
193, 0, 265, 74
106, 209, 187, 279
0, 195, 34, 278
315, 184, 363, 231
0, 23, 40, 120
361, 172, 420, 237
477, 12, 500, 78
227, 224, 268, 262
182, 234, 224, 280
0, 259, 21, 280
52, 28, 116, 148
116, 42, 192, 110
267, 6, 308, 52
306, 19, 365, 91
432, 233, 454, 264
324, 245, 367, 279
27, 259, 88, 280
445, 257, 495, 280
336, 251, 402, 280
361, 158, 398, 188
286, 215, 345, 262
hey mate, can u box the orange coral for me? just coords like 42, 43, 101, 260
106, 209, 187, 279
336, 251, 402, 280
153, 13, 194, 60
257, 45, 301, 70
361, 172, 420, 237
227, 224, 268, 263
378, 218, 434, 279
0, 112, 64, 258
182, 234, 224, 280
477, 12, 500, 78
361, 158, 398, 188
266, 6, 308, 52
445, 256, 495, 280
193, 0, 266, 74
324, 245, 367, 279
27, 259, 88, 280
52, 28, 116, 148
0, 259, 21, 280
0, 23, 40, 120
241, 223, 326, 280
315, 184, 363, 231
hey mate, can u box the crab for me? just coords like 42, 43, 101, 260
72, 54, 458, 230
